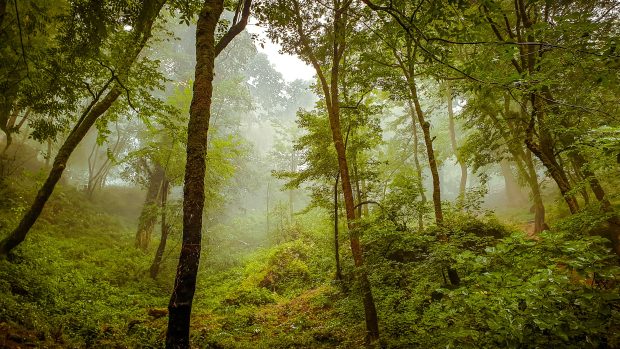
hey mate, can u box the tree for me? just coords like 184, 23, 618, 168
257, 0, 380, 341
0, 0, 168, 256
166, 0, 252, 346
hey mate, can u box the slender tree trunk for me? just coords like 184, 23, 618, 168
0, 88, 121, 256
407, 101, 426, 231
361, 177, 369, 217
524, 95, 578, 214
410, 86, 442, 223
0, 0, 165, 256
292, 0, 379, 340
568, 157, 590, 205
523, 152, 547, 233
166, 2, 223, 347
490, 101, 547, 234
150, 178, 170, 278
334, 173, 342, 281
166, 0, 251, 345
136, 163, 165, 250
446, 85, 467, 201
397, 41, 442, 223
353, 153, 363, 218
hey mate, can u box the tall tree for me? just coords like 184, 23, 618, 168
166, 0, 252, 347
257, 0, 380, 341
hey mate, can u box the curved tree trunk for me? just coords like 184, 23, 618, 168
0, 0, 166, 257
0, 87, 121, 256
290, 0, 379, 341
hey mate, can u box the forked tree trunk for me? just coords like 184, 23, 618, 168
166, 0, 251, 346
525, 95, 579, 214
166, 3, 223, 347
0, 0, 166, 256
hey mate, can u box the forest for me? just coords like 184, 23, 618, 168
0, 0, 619, 348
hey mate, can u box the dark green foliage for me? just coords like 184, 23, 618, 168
360, 213, 619, 348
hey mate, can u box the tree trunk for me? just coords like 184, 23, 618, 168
136, 163, 165, 250
0, 0, 165, 256
523, 152, 547, 233
499, 159, 526, 207
166, 0, 247, 346
572, 153, 620, 255
407, 100, 426, 231
446, 85, 467, 201
490, 101, 547, 234
334, 173, 342, 281
411, 88, 442, 223
352, 153, 363, 218
150, 178, 170, 278
524, 95, 578, 214
398, 43, 442, 223
0, 88, 121, 256
292, 0, 379, 340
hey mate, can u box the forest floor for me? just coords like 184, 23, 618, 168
0, 173, 365, 348
2, 173, 617, 348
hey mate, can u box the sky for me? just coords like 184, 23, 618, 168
246, 19, 315, 82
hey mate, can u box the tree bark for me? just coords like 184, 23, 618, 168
166, 0, 251, 347
136, 163, 165, 250
334, 173, 342, 281
524, 94, 579, 214
0, 87, 121, 256
396, 39, 443, 224
0, 0, 165, 256
523, 152, 547, 234
166, 2, 223, 347
150, 178, 170, 278
289, 0, 379, 341
491, 100, 547, 234
406, 100, 426, 231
